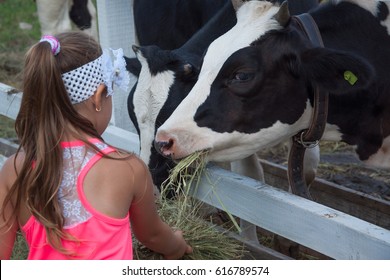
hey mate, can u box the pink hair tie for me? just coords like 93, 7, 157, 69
39, 35, 61, 55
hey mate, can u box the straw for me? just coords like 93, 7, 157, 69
133, 151, 246, 260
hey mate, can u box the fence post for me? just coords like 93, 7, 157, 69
96, 0, 137, 133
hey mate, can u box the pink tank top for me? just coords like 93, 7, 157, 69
21, 139, 133, 259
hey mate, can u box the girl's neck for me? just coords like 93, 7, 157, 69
61, 124, 100, 143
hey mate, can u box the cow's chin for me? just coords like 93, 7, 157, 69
168, 143, 261, 163
204, 146, 257, 163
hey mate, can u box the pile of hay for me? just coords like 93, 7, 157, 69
133, 151, 246, 260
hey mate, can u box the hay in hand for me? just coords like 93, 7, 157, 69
133, 151, 246, 260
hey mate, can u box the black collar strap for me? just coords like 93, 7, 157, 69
292, 13, 324, 48
287, 14, 329, 199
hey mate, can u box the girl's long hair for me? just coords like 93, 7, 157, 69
2, 32, 105, 256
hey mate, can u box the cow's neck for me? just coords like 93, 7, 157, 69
322, 93, 384, 163
317, 94, 389, 168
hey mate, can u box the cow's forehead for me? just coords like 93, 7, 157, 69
200, 1, 281, 77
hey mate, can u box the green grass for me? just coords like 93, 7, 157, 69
10, 232, 29, 260
0, 0, 40, 141
0, 0, 41, 52
0, 0, 40, 88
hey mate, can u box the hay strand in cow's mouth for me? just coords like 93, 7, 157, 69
133, 150, 246, 260
161, 150, 208, 196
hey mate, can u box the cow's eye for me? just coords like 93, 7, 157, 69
232, 72, 254, 83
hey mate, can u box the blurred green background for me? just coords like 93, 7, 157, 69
0, 0, 41, 86
0, 0, 41, 141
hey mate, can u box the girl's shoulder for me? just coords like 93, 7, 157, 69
104, 150, 148, 180
89, 148, 149, 189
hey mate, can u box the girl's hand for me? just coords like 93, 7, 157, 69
163, 230, 192, 260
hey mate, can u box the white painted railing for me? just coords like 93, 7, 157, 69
96, 0, 138, 133
1, 82, 390, 259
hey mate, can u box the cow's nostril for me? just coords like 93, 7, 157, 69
167, 139, 174, 149
162, 139, 174, 149
154, 138, 175, 156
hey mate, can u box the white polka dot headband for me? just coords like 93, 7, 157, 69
62, 48, 130, 104
40, 36, 130, 104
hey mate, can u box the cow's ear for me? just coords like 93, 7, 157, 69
183, 63, 193, 75
300, 48, 374, 93
124, 56, 141, 77
179, 63, 199, 81
273, 1, 290, 27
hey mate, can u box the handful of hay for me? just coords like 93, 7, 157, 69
133, 151, 245, 260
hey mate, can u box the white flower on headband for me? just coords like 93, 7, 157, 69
102, 48, 130, 96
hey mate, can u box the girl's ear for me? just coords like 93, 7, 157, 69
92, 84, 106, 111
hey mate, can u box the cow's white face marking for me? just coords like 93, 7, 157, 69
133, 53, 175, 163
156, 2, 285, 160
200, 1, 281, 82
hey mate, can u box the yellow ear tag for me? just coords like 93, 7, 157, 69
344, 70, 358, 85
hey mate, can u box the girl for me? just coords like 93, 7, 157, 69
0, 32, 192, 260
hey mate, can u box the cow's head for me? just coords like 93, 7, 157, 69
130, 45, 201, 161
155, 0, 374, 162
126, 45, 201, 188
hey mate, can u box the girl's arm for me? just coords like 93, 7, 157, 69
0, 156, 19, 259
129, 157, 192, 259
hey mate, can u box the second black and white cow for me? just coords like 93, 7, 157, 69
128, 1, 237, 191
127, 0, 229, 76
155, 0, 390, 174
133, 0, 228, 50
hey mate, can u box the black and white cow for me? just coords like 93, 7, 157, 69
35, 0, 98, 41
127, 0, 321, 191
155, 0, 390, 174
